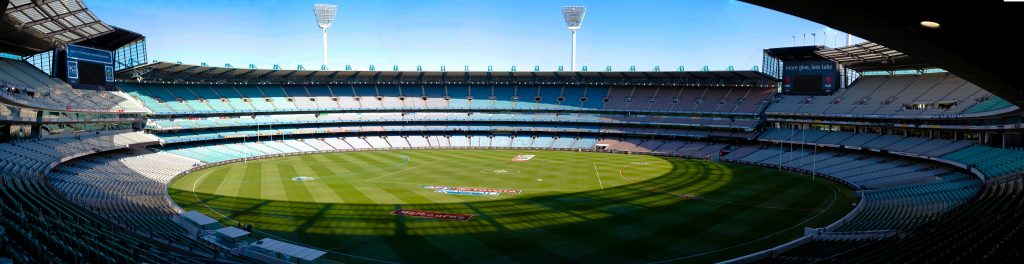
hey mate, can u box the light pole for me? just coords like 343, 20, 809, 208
314, 4, 338, 68
561, 6, 586, 71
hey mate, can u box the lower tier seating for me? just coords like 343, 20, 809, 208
158, 135, 602, 163
724, 145, 981, 233
758, 178, 1024, 263
0, 132, 223, 263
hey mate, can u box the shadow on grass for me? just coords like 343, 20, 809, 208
169, 155, 856, 264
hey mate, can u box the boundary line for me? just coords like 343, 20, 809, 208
593, 163, 605, 191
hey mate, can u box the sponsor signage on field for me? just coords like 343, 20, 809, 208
424, 186, 522, 196
512, 154, 535, 162
391, 209, 473, 221
436, 189, 499, 196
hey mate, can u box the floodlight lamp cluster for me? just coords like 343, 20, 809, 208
314, 4, 338, 29
561, 6, 586, 30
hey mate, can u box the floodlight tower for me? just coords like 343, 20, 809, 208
314, 4, 338, 67
562, 6, 586, 71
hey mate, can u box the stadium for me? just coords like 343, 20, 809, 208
1, 0, 1022, 263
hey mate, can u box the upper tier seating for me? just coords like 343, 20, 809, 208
0, 58, 144, 112
119, 83, 775, 115
151, 123, 753, 144
1, 132, 158, 176
964, 95, 1014, 114
145, 112, 759, 131
766, 73, 1017, 118
943, 145, 1024, 179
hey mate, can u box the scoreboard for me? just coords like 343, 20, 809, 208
63, 44, 115, 88
781, 60, 839, 95
764, 46, 841, 96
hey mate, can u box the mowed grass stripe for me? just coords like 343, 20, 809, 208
277, 161, 315, 203
669, 161, 732, 197
293, 155, 344, 203
173, 169, 218, 208
318, 153, 359, 174
319, 151, 410, 203
237, 160, 262, 199
342, 151, 429, 204
376, 150, 478, 184
346, 151, 416, 180
367, 152, 463, 205
654, 177, 821, 250
258, 161, 288, 201
325, 151, 403, 178
212, 163, 247, 199
660, 159, 713, 192
654, 179, 847, 262
545, 163, 820, 262
504, 200, 643, 260
520, 182, 706, 259
308, 154, 351, 176
318, 153, 379, 204
193, 166, 230, 195
456, 203, 586, 262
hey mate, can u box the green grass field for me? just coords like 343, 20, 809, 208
168, 149, 857, 263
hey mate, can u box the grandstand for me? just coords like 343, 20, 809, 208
760, 177, 1024, 263
1, 58, 145, 113
2, 0, 1024, 263
766, 72, 1017, 118
117, 75, 775, 115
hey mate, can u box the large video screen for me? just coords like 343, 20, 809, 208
78, 61, 107, 86
782, 60, 838, 95
792, 74, 823, 93
65, 44, 114, 89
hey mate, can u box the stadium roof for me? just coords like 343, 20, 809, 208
181, 211, 218, 226
742, 0, 1024, 107
73, 26, 144, 51
251, 238, 326, 262
117, 61, 777, 85
763, 46, 828, 61
815, 42, 932, 71
1, 0, 115, 55
214, 227, 250, 239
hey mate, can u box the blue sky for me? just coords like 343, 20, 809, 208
86, 0, 863, 71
